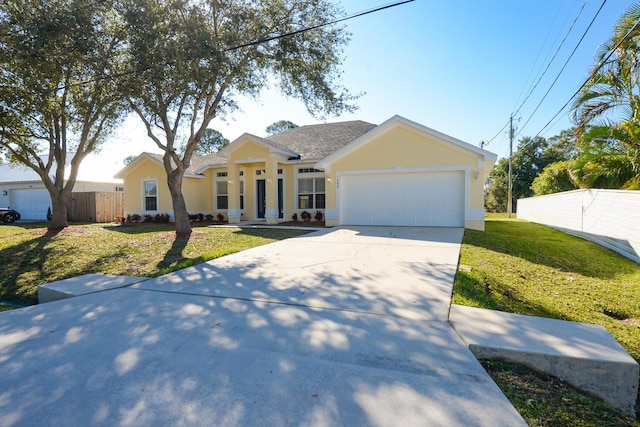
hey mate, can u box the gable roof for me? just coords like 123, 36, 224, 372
264, 120, 377, 161
220, 120, 376, 162
114, 116, 496, 178
220, 133, 300, 159
315, 115, 498, 170
114, 151, 227, 179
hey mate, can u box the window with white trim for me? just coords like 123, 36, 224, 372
216, 180, 228, 210
297, 177, 325, 209
144, 181, 158, 211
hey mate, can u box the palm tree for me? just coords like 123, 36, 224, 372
571, 122, 640, 189
570, 3, 640, 188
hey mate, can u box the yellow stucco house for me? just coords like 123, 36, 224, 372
115, 115, 497, 230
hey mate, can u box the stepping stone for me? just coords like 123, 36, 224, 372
449, 304, 639, 417
38, 274, 147, 304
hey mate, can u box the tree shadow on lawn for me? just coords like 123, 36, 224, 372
453, 269, 568, 321
156, 233, 191, 272
100, 223, 176, 235
464, 219, 640, 280
0, 230, 61, 305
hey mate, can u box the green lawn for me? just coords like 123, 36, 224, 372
0, 222, 309, 305
453, 214, 640, 425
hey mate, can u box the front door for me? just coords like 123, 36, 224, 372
256, 179, 283, 219
257, 179, 266, 219
278, 178, 283, 219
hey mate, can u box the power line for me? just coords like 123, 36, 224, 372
482, 119, 510, 148
516, 0, 608, 136
510, 15, 640, 159
512, 0, 573, 112
2, 0, 416, 95
226, 1, 415, 52
512, 0, 589, 118
537, 16, 640, 137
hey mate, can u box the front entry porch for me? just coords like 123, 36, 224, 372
226, 158, 286, 225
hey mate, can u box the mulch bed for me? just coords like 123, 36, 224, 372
272, 221, 325, 227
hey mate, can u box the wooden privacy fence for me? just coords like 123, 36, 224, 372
69, 192, 123, 223
517, 189, 640, 264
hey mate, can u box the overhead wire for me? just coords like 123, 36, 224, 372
511, 0, 572, 112
516, 0, 608, 137
486, 0, 582, 151
511, 14, 640, 159
481, 119, 510, 148
512, 0, 589, 118
227, 1, 415, 52
1, 0, 416, 94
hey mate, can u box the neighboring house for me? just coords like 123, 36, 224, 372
0, 156, 123, 220
115, 115, 497, 230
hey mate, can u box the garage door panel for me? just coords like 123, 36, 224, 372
10, 188, 51, 220
341, 171, 464, 227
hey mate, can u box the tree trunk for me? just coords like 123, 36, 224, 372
48, 192, 69, 231
167, 169, 191, 235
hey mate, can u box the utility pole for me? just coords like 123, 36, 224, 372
507, 114, 514, 218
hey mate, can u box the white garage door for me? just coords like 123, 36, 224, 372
341, 171, 465, 227
10, 188, 51, 220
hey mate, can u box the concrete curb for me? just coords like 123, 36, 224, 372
449, 304, 639, 417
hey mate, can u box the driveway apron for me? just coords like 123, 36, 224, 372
0, 226, 526, 426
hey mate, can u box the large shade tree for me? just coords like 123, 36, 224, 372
485, 133, 574, 211
118, 0, 357, 234
266, 120, 299, 135
0, 0, 125, 230
192, 129, 229, 156
570, 3, 640, 189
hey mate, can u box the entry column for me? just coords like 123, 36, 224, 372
264, 158, 279, 224
227, 162, 241, 223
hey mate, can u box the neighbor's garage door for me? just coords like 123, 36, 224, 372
10, 188, 51, 220
341, 171, 465, 227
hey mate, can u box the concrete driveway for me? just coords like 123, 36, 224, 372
0, 226, 526, 426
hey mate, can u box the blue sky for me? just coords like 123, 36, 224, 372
85, 0, 632, 179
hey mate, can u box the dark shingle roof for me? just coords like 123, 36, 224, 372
264, 120, 376, 161
136, 121, 376, 174
189, 151, 227, 174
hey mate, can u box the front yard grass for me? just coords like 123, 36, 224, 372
0, 222, 309, 305
453, 214, 640, 425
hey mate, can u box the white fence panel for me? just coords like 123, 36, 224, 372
517, 189, 640, 264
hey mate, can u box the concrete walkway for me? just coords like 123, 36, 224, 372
0, 226, 526, 426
